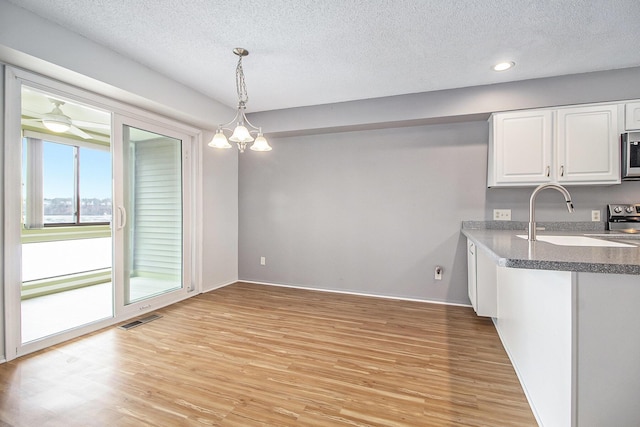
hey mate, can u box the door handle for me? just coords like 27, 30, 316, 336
117, 206, 127, 230
546, 165, 550, 177
560, 165, 565, 177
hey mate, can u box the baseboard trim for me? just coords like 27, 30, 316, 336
201, 279, 237, 294
238, 280, 472, 308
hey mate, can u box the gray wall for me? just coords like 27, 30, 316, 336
239, 121, 488, 304
239, 120, 640, 305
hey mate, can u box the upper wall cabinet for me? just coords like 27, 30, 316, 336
488, 104, 621, 187
556, 105, 620, 184
488, 110, 553, 186
625, 102, 640, 130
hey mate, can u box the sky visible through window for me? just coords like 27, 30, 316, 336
43, 142, 111, 199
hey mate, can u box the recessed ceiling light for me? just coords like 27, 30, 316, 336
493, 61, 515, 72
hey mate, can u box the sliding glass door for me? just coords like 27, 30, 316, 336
4, 67, 198, 360
112, 116, 194, 317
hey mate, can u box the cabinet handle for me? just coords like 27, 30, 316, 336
546, 166, 550, 177
469, 242, 475, 255
560, 165, 564, 177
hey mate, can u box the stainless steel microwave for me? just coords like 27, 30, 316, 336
622, 132, 640, 180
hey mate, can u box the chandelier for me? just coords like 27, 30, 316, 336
208, 48, 272, 153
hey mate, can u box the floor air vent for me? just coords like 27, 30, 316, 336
118, 314, 162, 330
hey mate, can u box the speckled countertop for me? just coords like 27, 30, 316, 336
462, 221, 640, 275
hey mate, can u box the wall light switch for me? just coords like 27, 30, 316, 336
260, 256, 266, 266
591, 210, 601, 222
493, 209, 511, 221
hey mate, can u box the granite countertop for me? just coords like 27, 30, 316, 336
462, 221, 640, 275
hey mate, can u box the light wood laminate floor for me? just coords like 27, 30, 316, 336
0, 282, 536, 426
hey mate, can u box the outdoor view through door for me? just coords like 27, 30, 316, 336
20, 86, 113, 343
122, 126, 183, 304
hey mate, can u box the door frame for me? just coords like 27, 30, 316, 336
3, 67, 203, 360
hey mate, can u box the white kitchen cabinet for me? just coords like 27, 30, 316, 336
467, 239, 477, 307
625, 101, 640, 130
556, 104, 620, 184
487, 110, 553, 186
466, 238, 497, 317
488, 103, 621, 187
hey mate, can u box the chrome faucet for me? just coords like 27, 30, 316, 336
528, 183, 575, 241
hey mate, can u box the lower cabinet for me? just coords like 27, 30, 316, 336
466, 238, 497, 317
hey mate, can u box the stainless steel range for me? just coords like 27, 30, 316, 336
607, 204, 640, 233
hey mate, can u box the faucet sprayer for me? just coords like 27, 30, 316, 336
528, 183, 574, 241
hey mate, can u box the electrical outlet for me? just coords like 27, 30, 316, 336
493, 209, 511, 221
260, 256, 266, 266
591, 210, 601, 222
434, 266, 443, 280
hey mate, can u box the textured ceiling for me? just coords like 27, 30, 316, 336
7, 0, 640, 112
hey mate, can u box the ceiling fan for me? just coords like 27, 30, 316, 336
22, 99, 110, 139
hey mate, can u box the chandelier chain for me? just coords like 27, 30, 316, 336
236, 55, 249, 105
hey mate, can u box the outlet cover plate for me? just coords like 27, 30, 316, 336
493, 209, 511, 221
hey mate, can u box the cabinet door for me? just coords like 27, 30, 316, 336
488, 110, 553, 186
467, 239, 477, 310
476, 246, 497, 317
556, 105, 620, 184
467, 239, 497, 317
625, 102, 640, 130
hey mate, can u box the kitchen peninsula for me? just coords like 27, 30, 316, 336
462, 222, 640, 427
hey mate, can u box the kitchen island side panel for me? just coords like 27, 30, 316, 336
576, 272, 640, 427
495, 267, 574, 427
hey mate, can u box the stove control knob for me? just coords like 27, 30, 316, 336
626, 206, 634, 213
614, 206, 623, 213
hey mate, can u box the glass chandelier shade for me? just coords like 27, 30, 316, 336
229, 124, 253, 143
208, 129, 232, 149
208, 48, 272, 153
250, 133, 272, 151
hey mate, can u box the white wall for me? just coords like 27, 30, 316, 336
0, 0, 230, 130
201, 146, 239, 290
0, 1, 240, 328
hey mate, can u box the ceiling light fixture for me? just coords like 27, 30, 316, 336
492, 61, 515, 72
41, 101, 72, 133
208, 48, 272, 153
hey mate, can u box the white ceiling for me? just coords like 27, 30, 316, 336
8, 0, 640, 112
